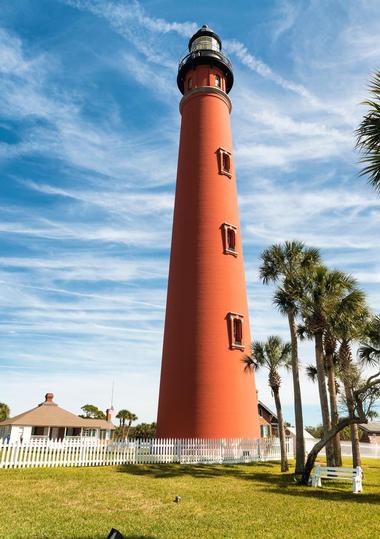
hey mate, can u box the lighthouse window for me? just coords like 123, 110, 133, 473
188, 78, 193, 90
221, 223, 237, 256
234, 319, 242, 345
217, 148, 232, 177
227, 228, 236, 251
191, 36, 220, 52
215, 75, 221, 88
223, 153, 230, 172
227, 313, 245, 350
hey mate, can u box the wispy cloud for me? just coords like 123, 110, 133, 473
64, 0, 195, 69
21, 180, 174, 216
65, 0, 197, 38
225, 39, 321, 107
1, 0, 379, 425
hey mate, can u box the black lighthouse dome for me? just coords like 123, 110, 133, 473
177, 25, 234, 95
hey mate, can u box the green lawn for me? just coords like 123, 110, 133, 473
0, 459, 379, 539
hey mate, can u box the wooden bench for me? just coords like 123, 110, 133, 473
311, 465, 363, 493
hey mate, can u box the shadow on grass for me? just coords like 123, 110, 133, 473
117, 462, 379, 505
117, 462, 248, 479
77, 536, 157, 539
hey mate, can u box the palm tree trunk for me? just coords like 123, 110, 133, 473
326, 351, 342, 466
340, 340, 361, 468
287, 310, 305, 474
272, 386, 289, 472
350, 423, 361, 467
314, 331, 335, 466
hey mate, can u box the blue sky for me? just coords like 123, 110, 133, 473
1, 0, 379, 426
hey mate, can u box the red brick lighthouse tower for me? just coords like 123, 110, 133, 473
157, 25, 260, 438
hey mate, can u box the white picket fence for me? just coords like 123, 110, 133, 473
0, 437, 292, 469
340, 441, 380, 459
304, 438, 380, 459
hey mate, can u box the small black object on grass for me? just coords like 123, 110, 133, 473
174, 495, 182, 503
106, 528, 124, 539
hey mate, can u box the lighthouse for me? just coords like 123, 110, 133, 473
156, 25, 260, 438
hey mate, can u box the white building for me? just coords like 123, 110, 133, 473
0, 393, 115, 443
285, 426, 316, 453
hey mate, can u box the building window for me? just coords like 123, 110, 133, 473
227, 228, 236, 251
66, 427, 81, 437
227, 312, 244, 350
215, 74, 221, 88
221, 223, 237, 256
188, 78, 193, 90
217, 148, 232, 177
222, 152, 231, 173
234, 318, 242, 345
32, 426, 46, 436
82, 428, 97, 437
260, 424, 271, 438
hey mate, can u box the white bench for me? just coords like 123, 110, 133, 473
311, 465, 363, 493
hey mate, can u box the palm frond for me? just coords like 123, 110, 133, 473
273, 287, 297, 316
357, 343, 380, 366
245, 337, 291, 373
297, 324, 312, 341
355, 71, 380, 192
306, 364, 318, 383
242, 354, 257, 373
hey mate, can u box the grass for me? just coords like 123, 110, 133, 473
0, 458, 379, 539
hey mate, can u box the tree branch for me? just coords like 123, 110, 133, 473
354, 371, 380, 395
299, 415, 365, 485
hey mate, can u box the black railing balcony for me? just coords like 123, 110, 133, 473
177, 49, 234, 94
178, 49, 233, 73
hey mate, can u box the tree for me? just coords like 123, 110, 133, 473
356, 71, 380, 193
323, 329, 342, 466
116, 409, 138, 439
79, 404, 106, 420
305, 329, 342, 466
330, 287, 370, 468
297, 266, 356, 467
305, 424, 324, 439
260, 241, 321, 475
0, 402, 10, 421
338, 425, 366, 441
243, 336, 291, 472
131, 422, 157, 439
300, 368, 380, 485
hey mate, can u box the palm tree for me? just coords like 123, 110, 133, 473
305, 335, 342, 467
323, 329, 342, 466
298, 266, 356, 467
356, 71, 380, 192
243, 336, 291, 472
358, 315, 380, 364
116, 409, 138, 439
331, 288, 370, 468
0, 403, 10, 422
260, 241, 321, 475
